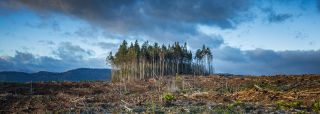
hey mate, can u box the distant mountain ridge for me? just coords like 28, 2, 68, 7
0, 68, 111, 82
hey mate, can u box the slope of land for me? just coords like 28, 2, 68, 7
0, 68, 111, 82
0, 74, 320, 113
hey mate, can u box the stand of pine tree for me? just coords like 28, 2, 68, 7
106, 40, 213, 82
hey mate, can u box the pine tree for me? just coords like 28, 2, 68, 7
107, 40, 214, 82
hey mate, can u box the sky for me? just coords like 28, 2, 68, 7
0, 0, 320, 75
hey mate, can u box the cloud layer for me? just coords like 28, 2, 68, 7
2, 45, 319, 75
214, 47, 320, 75
17, 0, 251, 28
6, 0, 254, 42
0, 42, 104, 73
1, 0, 320, 75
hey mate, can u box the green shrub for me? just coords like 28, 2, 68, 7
287, 101, 302, 108
211, 107, 234, 114
162, 92, 174, 107
276, 100, 302, 110
312, 100, 320, 112
175, 75, 182, 81
227, 100, 244, 110
276, 100, 287, 110
163, 93, 174, 101
297, 110, 306, 114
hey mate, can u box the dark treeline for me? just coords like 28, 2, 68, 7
106, 40, 213, 81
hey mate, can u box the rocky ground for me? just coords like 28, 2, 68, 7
1, 74, 320, 113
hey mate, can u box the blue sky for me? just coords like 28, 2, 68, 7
0, 0, 320, 75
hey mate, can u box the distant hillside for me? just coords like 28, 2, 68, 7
0, 68, 111, 82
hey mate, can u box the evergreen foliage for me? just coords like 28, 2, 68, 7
107, 40, 213, 81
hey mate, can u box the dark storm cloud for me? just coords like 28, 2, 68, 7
2, 0, 319, 75
142, 0, 252, 28
53, 42, 94, 61
7, 0, 253, 35
214, 47, 320, 75
0, 51, 66, 72
188, 35, 224, 49
0, 49, 104, 73
214, 46, 247, 63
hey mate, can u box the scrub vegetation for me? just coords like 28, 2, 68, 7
1, 74, 320, 113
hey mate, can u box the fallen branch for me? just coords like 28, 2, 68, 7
121, 100, 130, 105
254, 85, 264, 91
122, 105, 132, 112
121, 100, 132, 112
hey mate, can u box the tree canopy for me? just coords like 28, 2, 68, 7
107, 40, 213, 81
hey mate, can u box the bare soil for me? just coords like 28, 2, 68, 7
1, 74, 320, 113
